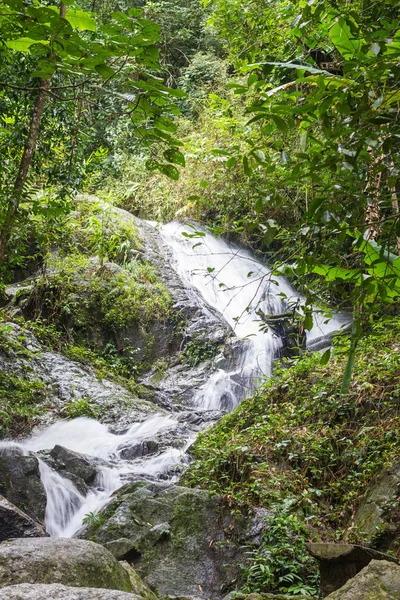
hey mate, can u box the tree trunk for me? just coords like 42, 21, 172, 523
0, 2, 66, 268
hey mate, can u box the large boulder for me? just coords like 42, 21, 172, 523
0, 538, 132, 592
0, 583, 141, 599
82, 482, 247, 599
325, 559, 400, 599
353, 462, 400, 557
0, 455, 47, 524
307, 543, 398, 596
0, 496, 47, 542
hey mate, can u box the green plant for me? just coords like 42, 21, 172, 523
181, 336, 220, 367
82, 511, 105, 526
184, 316, 400, 594
64, 396, 100, 420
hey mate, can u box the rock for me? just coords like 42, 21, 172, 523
0, 538, 132, 592
0, 455, 47, 524
119, 562, 158, 600
0, 583, 142, 599
118, 439, 159, 460
0, 496, 47, 541
104, 538, 139, 560
325, 559, 400, 599
83, 482, 248, 599
49, 445, 98, 485
307, 543, 399, 597
353, 462, 400, 556
0, 323, 160, 428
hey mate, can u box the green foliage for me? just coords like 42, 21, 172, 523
0, 371, 47, 435
0, 323, 48, 435
82, 511, 105, 526
181, 336, 219, 367
243, 507, 319, 596
185, 317, 400, 593
64, 396, 100, 420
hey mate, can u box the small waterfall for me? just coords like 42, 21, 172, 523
160, 223, 294, 409
1, 415, 182, 537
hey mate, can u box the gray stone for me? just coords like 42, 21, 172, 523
104, 538, 139, 560
0, 583, 141, 599
353, 462, 400, 554
326, 559, 400, 599
308, 543, 399, 597
0, 538, 132, 592
119, 562, 158, 600
49, 445, 98, 485
0, 496, 47, 541
0, 455, 47, 524
82, 482, 248, 600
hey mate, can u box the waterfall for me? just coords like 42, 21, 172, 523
1, 221, 348, 538
160, 222, 348, 410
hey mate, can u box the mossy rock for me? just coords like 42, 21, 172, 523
82, 482, 248, 599
0, 538, 132, 592
325, 559, 400, 599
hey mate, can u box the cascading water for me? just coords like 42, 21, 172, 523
1, 220, 348, 539
160, 222, 348, 410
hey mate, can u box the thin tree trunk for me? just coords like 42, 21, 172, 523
0, 2, 66, 268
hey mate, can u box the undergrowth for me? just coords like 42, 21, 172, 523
184, 317, 400, 595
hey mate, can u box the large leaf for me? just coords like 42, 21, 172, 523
329, 19, 363, 60
65, 9, 96, 31
164, 148, 185, 167
6, 38, 49, 51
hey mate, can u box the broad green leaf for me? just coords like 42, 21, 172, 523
164, 148, 185, 167
65, 9, 96, 31
329, 19, 363, 60
158, 163, 179, 180
6, 38, 49, 51
95, 64, 115, 78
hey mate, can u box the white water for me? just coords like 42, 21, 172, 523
2, 221, 348, 538
160, 222, 348, 410
0, 414, 185, 537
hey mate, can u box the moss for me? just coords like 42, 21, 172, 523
22, 252, 171, 376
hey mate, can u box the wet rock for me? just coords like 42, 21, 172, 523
0, 538, 132, 592
0, 455, 47, 524
325, 559, 400, 599
0, 583, 142, 599
308, 543, 399, 597
353, 462, 400, 556
82, 481, 248, 600
0, 496, 47, 541
118, 440, 159, 460
49, 445, 98, 485
0, 323, 160, 428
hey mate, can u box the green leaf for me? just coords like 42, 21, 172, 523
255, 198, 263, 214
95, 64, 116, 78
6, 38, 49, 51
158, 163, 180, 180
65, 9, 96, 31
164, 148, 185, 167
319, 348, 331, 366
271, 114, 288, 133
329, 19, 363, 60
154, 117, 177, 133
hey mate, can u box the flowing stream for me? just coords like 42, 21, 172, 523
1, 221, 348, 538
